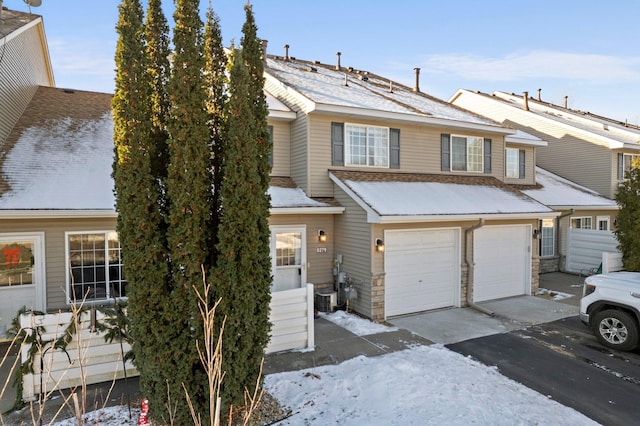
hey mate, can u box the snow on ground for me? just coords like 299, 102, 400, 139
263, 345, 598, 426
537, 287, 576, 301
319, 310, 397, 336
52, 311, 598, 425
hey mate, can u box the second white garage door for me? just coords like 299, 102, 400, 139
385, 229, 460, 317
473, 225, 531, 302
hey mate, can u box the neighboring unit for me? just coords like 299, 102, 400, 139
264, 51, 557, 321
450, 89, 626, 273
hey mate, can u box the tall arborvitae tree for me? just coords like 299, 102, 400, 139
214, 6, 272, 407
112, 0, 171, 414
165, 0, 212, 422
241, 3, 271, 190
144, 0, 171, 192
203, 5, 228, 261
614, 159, 640, 271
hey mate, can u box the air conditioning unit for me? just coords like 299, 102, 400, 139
315, 290, 337, 313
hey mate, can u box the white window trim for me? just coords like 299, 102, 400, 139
539, 219, 555, 258
0, 232, 46, 311
451, 134, 484, 172
596, 216, 610, 231
65, 230, 126, 304
570, 216, 592, 230
344, 123, 390, 168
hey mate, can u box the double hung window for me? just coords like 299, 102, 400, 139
67, 231, 127, 303
571, 217, 592, 230
451, 135, 484, 172
345, 124, 389, 168
539, 219, 555, 257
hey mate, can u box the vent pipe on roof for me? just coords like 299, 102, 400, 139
537, 88, 542, 101
564, 95, 568, 108
523, 91, 529, 111
261, 40, 268, 66
336, 51, 341, 70
344, 74, 348, 87
389, 80, 393, 93
413, 67, 420, 92
283, 44, 290, 61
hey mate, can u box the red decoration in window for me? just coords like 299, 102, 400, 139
3, 247, 20, 268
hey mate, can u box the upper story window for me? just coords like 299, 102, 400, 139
345, 124, 389, 167
617, 153, 639, 180
332, 122, 400, 169
66, 231, 127, 303
571, 217, 592, 229
441, 134, 491, 173
505, 148, 526, 179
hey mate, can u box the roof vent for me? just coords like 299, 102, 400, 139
314, 60, 320, 64
261, 40, 268, 66
564, 95, 568, 108
358, 74, 368, 81
62, 89, 75, 94
388, 80, 393, 93
413, 67, 420, 92
523, 91, 529, 111
336, 51, 341, 70
347, 66, 354, 72
307, 66, 317, 73
343, 74, 349, 87
537, 88, 542, 101
284, 44, 290, 61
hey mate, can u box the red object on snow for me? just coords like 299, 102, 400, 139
137, 398, 150, 425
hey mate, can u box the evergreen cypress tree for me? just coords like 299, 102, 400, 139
165, 0, 212, 422
203, 5, 228, 262
144, 0, 171, 192
214, 10, 272, 405
112, 0, 171, 415
614, 160, 640, 271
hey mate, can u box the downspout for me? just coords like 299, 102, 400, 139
464, 219, 495, 317
557, 209, 575, 273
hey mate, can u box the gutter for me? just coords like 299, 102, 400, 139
557, 208, 575, 273
464, 219, 495, 317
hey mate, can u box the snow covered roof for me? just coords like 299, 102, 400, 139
0, 87, 337, 215
505, 129, 547, 147
523, 167, 618, 209
490, 91, 640, 150
330, 171, 556, 224
265, 57, 513, 134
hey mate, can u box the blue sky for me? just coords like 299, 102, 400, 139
11, 0, 640, 123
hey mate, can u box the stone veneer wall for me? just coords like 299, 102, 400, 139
539, 256, 560, 274
371, 273, 385, 322
531, 257, 540, 295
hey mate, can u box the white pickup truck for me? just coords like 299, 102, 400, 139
580, 272, 640, 351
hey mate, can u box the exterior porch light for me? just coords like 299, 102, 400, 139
533, 229, 540, 239
375, 238, 385, 252
318, 229, 327, 243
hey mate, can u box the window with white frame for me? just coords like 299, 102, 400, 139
539, 218, 555, 257
0, 240, 34, 287
571, 217, 592, 229
67, 231, 127, 303
451, 135, 483, 172
597, 216, 610, 231
505, 148, 520, 178
623, 154, 639, 175
345, 124, 389, 167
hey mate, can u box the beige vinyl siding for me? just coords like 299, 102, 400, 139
268, 215, 335, 286
0, 217, 117, 311
451, 92, 615, 198
505, 144, 536, 185
289, 114, 309, 191
308, 114, 508, 197
269, 120, 291, 177
0, 24, 52, 145
264, 78, 309, 191
333, 187, 373, 317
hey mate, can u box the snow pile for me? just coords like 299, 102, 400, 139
320, 310, 398, 336
263, 345, 598, 425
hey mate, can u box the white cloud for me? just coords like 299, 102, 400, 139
420, 50, 640, 82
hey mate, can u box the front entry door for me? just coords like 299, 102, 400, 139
271, 227, 306, 292
0, 233, 45, 334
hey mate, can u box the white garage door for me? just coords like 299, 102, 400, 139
385, 229, 459, 317
473, 225, 531, 302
